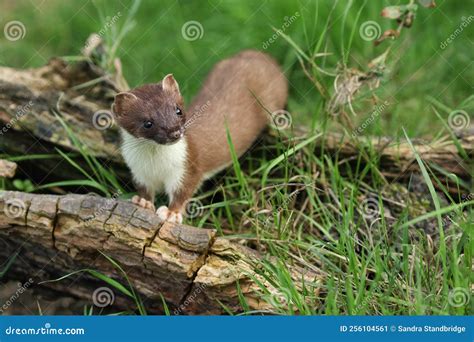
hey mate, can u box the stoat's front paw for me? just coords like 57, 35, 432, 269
156, 206, 183, 224
132, 195, 155, 211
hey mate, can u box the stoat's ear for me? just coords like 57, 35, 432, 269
162, 74, 181, 99
112, 92, 138, 116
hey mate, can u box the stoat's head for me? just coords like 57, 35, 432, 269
112, 74, 186, 145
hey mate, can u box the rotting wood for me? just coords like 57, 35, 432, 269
0, 191, 322, 314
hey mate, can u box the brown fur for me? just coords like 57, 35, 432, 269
114, 50, 288, 216
113, 75, 186, 145
170, 50, 288, 212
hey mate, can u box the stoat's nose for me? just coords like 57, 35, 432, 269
168, 129, 183, 140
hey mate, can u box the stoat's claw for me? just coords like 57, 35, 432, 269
156, 206, 169, 221
132, 195, 155, 211
156, 206, 183, 224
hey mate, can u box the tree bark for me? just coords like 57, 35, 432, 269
0, 191, 320, 314
0, 58, 127, 183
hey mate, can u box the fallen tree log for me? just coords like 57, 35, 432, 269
0, 58, 127, 183
0, 58, 472, 190
0, 191, 321, 314
321, 131, 473, 192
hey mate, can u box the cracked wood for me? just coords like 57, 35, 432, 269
0, 191, 322, 314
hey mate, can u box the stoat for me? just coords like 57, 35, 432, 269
112, 50, 288, 223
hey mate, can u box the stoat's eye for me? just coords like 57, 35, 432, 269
143, 121, 153, 129
176, 107, 182, 116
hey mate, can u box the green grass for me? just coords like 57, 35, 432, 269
1, 0, 473, 134
0, 0, 472, 315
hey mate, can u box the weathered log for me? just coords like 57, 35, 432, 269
0, 58, 121, 156
0, 191, 321, 314
0, 58, 127, 184
321, 131, 472, 185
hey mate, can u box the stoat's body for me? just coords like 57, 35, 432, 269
113, 50, 288, 223
120, 130, 187, 202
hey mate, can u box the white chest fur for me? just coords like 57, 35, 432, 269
120, 129, 187, 200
